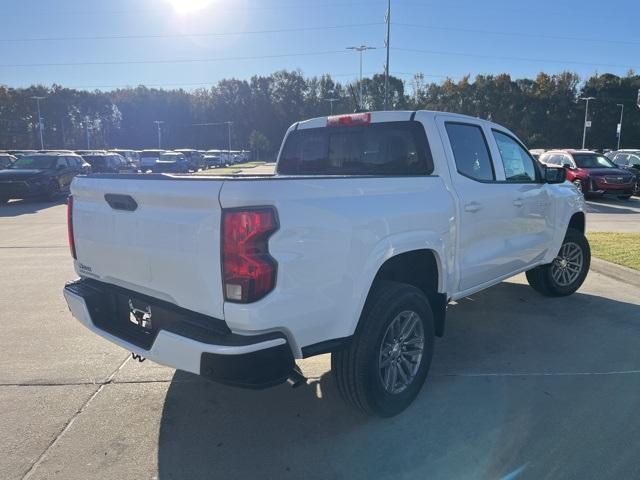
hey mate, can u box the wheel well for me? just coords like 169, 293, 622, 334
568, 212, 585, 234
370, 250, 447, 337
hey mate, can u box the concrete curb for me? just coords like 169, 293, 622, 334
590, 257, 640, 288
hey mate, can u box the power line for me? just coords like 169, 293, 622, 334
395, 22, 640, 48
0, 49, 379, 68
0, 23, 383, 43
8, 1, 389, 17
392, 47, 640, 71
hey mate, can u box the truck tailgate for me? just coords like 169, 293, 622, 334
71, 176, 226, 319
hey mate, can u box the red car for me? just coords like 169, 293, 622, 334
539, 149, 635, 200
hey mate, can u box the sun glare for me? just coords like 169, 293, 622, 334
166, 0, 213, 14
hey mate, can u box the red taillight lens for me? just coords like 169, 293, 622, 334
326, 112, 371, 127
67, 195, 77, 259
222, 208, 278, 303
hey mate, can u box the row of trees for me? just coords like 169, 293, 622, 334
1, 70, 639, 157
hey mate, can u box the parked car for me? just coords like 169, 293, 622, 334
539, 149, 635, 199
175, 149, 205, 170
81, 153, 137, 174
153, 152, 189, 173
608, 150, 640, 195
0, 153, 85, 203
67, 153, 93, 175
529, 149, 545, 161
110, 149, 141, 168
0, 153, 16, 169
75, 150, 106, 156
64, 110, 587, 417
139, 149, 165, 171
203, 151, 223, 168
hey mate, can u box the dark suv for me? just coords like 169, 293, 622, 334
81, 153, 137, 174
608, 150, 640, 195
0, 153, 85, 203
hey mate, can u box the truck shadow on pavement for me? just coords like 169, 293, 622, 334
0, 198, 66, 217
157, 280, 640, 480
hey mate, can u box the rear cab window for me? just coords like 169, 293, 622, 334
277, 121, 433, 175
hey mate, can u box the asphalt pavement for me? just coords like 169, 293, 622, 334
1, 194, 639, 480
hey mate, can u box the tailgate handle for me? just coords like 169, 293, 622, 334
104, 194, 138, 212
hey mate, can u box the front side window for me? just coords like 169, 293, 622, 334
278, 121, 433, 175
445, 123, 494, 181
492, 131, 537, 182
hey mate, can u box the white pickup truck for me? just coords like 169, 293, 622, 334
63, 111, 589, 416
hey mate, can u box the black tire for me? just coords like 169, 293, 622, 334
332, 281, 435, 417
526, 228, 590, 297
0, 198, 8, 205
618, 195, 632, 200
46, 181, 60, 201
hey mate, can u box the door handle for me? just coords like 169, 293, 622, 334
464, 202, 482, 213
513, 199, 524, 207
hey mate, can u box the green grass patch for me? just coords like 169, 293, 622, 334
587, 232, 640, 271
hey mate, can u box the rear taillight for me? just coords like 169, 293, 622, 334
326, 112, 371, 127
222, 207, 278, 303
67, 195, 77, 259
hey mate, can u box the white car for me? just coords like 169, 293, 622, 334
63, 111, 588, 416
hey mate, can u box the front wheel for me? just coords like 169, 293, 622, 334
526, 228, 590, 297
332, 281, 435, 417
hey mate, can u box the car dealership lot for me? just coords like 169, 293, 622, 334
1, 197, 640, 480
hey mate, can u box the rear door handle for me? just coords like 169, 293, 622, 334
513, 199, 524, 207
464, 202, 482, 213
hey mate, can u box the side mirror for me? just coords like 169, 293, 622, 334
562, 162, 573, 169
544, 166, 566, 184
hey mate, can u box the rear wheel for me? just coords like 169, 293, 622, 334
45, 181, 60, 201
332, 281, 435, 417
526, 228, 590, 297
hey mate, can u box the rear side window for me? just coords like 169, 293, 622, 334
445, 123, 494, 181
277, 121, 433, 175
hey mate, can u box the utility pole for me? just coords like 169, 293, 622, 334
324, 97, 339, 115
154, 120, 164, 149
579, 97, 595, 149
384, 0, 391, 110
31, 96, 45, 149
346, 45, 376, 110
616, 103, 624, 150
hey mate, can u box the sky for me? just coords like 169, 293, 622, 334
1, 0, 639, 92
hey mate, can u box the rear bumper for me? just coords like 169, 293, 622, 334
63, 279, 295, 389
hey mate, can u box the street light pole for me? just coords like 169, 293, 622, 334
227, 121, 232, 161
384, 0, 391, 110
84, 116, 91, 149
616, 103, 624, 150
579, 97, 595, 149
31, 96, 45, 149
324, 97, 339, 115
346, 45, 375, 110
154, 120, 164, 149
